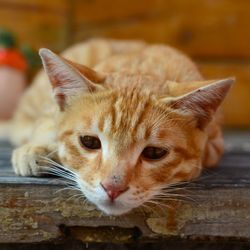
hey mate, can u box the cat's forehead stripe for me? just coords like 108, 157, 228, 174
114, 96, 122, 130
135, 124, 146, 141
95, 91, 150, 139
108, 90, 151, 138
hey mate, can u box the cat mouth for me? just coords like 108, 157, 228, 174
81, 188, 135, 215
96, 200, 132, 216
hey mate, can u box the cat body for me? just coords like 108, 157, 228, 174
9, 39, 233, 215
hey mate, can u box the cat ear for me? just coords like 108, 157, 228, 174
161, 78, 235, 128
166, 79, 219, 97
39, 48, 105, 110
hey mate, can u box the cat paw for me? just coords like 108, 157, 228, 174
12, 144, 51, 176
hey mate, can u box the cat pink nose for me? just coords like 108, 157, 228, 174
101, 183, 128, 201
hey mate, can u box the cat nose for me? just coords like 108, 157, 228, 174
101, 182, 129, 201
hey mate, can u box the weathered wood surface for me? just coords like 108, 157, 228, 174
0, 132, 250, 244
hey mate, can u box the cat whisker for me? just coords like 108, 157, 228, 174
140, 203, 159, 216
75, 195, 89, 205
54, 186, 80, 194
152, 197, 184, 204
146, 200, 172, 210
66, 192, 86, 202
37, 158, 85, 201
37, 170, 75, 182
45, 148, 58, 158
39, 156, 76, 172
39, 158, 79, 181
144, 201, 170, 217
155, 191, 199, 205
54, 187, 81, 199
157, 189, 201, 197
155, 193, 190, 199
41, 166, 76, 176
43, 168, 77, 181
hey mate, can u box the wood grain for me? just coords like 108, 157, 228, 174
72, 0, 250, 58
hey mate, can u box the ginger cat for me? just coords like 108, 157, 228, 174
9, 39, 234, 215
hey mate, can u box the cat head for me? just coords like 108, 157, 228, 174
39, 48, 234, 215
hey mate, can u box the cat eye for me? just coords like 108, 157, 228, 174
141, 146, 168, 160
80, 135, 101, 150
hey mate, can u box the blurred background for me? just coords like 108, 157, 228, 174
0, 0, 250, 127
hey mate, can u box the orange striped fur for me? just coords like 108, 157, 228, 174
10, 39, 234, 215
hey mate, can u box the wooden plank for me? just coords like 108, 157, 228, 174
72, 0, 250, 58
0, 135, 250, 243
0, 0, 69, 52
199, 62, 250, 127
1, 175, 250, 243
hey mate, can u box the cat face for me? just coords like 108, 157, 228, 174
56, 88, 205, 215
39, 49, 233, 215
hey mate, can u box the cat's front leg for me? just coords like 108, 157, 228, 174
12, 143, 57, 176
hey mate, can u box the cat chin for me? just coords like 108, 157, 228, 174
96, 203, 133, 216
